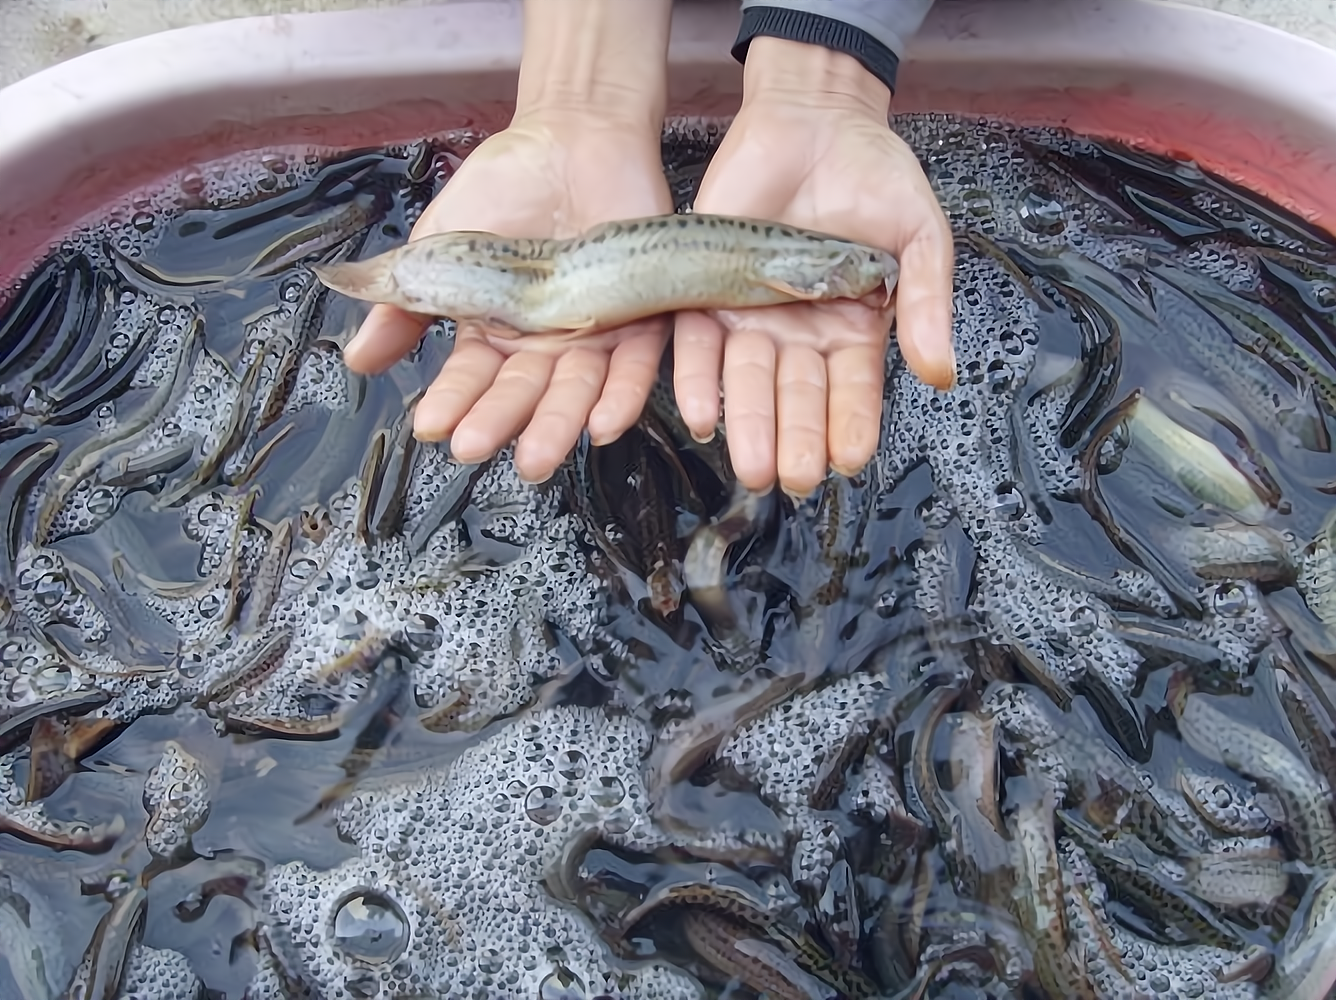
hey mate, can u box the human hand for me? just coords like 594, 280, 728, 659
673, 37, 956, 498
342, 0, 674, 484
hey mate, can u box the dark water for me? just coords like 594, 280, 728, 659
1, 116, 1336, 1000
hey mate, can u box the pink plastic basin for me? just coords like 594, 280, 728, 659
1, 0, 1335, 287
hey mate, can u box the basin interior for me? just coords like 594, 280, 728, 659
2, 4, 1336, 1000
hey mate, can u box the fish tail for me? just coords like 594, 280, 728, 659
311, 257, 400, 304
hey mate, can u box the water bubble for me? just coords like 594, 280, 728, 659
161, 420, 182, 440
103, 871, 134, 899
180, 170, 206, 197
478, 949, 505, 975
1314, 283, 1336, 310
33, 663, 72, 695
604, 808, 633, 835
990, 483, 1025, 520
591, 775, 625, 808
524, 785, 562, 825
556, 749, 587, 781
346, 972, 380, 998
86, 488, 118, 517
1097, 423, 1130, 474
131, 212, 155, 233
539, 968, 587, 1000
332, 891, 409, 963
157, 304, 177, 323
999, 330, 1026, 356
1068, 606, 1099, 637
1017, 185, 1067, 234
962, 189, 994, 218
34, 573, 67, 609
404, 613, 442, 650
1212, 583, 1249, 617
178, 654, 206, 679
289, 557, 317, 582
197, 594, 222, 619
337, 608, 368, 641
193, 384, 212, 404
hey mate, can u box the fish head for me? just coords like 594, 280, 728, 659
822, 243, 900, 307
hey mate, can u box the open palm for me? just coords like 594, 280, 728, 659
342, 115, 674, 483
674, 97, 956, 496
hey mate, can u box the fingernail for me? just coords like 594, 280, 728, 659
781, 485, 815, 504
690, 428, 715, 444
942, 343, 959, 390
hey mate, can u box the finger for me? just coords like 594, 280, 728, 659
775, 344, 828, 499
343, 304, 433, 374
588, 322, 668, 446
827, 342, 888, 477
721, 328, 778, 493
448, 351, 556, 464
515, 348, 609, 482
893, 215, 958, 390
414, 340, 505, 442
672, 311, 725, 442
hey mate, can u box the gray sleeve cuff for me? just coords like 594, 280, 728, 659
739, 0, 935, 63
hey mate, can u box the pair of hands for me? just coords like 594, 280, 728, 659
342, 76, 956, 498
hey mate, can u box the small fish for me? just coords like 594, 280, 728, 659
683, 487, 763, 631
0, 873, 57, 1000
1263, 873, 1336, 998
682, 910, 833, 1000
1176, 767, 1277, 837
1171, 521, 1298, 584
1008, 780, 1096, 1000
1297, 506, 1336, 629
313, 214, 899, 337
1169, 678, 1336, 869
110, 194, 382, 295
1126, 394, 1270, 521
58, 883, 146, 1000
1181, 846, 1289, 911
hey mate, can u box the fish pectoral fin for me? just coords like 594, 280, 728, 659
759, 276, 826, 302
481, 316, 526, 337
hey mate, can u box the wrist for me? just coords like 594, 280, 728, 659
738, 35, 892, 120
513, 0, 671, 132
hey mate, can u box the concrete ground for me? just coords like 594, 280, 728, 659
1, 0, 1334, 90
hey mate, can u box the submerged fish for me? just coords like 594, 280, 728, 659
312, 214, 899, 336
1126, 394, 1270, 521
1170, 680, 1336, 869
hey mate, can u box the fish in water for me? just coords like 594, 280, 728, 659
311, 214, 899, 336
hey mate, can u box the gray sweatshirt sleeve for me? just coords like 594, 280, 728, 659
732, 0, 936, 94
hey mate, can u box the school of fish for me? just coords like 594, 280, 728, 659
0, 114, 1334, 1000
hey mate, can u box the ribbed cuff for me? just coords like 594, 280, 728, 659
731, 5, 900, 95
